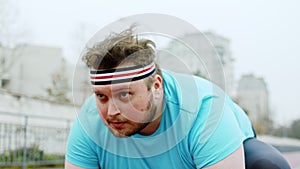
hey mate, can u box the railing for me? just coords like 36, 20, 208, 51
0, 111, 71, 169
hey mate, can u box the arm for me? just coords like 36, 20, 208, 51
65, 119, 100, 169
65, 160, 100, 169
190, 95, 248, 168
202, 145, 245, 169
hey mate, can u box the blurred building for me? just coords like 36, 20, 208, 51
157, 31, 235, 96
0, 44, 92, 157
0, 44, 77, 155
0, 44, 69, 96
237, 74, 270, 132
204, 32, 235, 96
0, 44, 93, 106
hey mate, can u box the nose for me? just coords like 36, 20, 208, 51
107, 101, 120, 116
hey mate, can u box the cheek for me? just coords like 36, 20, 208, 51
133, 93, 151, 110
126, 95, 150, 112
120, 98, 151, 122
99, 108, 106, 120
132, 100, 148, 112
96, 102, 108, 119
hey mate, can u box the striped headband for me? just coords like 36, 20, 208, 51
90, 62, 156, 85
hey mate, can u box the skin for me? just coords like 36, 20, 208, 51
203, 145, 245, 169
93, 74, 164, 137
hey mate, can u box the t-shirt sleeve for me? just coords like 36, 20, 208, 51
65, 118, 99, 169
190, 96, 246, 168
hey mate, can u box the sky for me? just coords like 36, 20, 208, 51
12, 0, 300, 126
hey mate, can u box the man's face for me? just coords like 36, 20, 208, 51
93, 77, 160, 137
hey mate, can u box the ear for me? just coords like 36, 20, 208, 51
152, 74, 163, 99
152, 74, 163, 89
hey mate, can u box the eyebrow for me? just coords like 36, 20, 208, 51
92, 85, 131, 93
111, 86, 131, 92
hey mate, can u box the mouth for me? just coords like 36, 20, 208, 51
109, 121, 126, 129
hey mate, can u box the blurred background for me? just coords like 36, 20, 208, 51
0, 0, 299, 168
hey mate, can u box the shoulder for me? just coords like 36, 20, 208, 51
162, 69, 224, 113
80, 95, 98, 114
76, 95, 110, 144
66, 117, 100, 168
68, 95, 101, 142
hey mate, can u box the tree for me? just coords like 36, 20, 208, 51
193, 69, 207, 79
45, 64, 71, 103
271, 126, 290, 137
289, 119, 300, 139
252, 115, 273, 135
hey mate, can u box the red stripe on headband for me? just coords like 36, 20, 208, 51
90, 63, 155, 80
90, 62, 156, 85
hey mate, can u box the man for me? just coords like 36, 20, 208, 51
65, 28, 290, 169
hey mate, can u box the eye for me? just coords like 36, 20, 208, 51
96, 93, 107, 101
119, 92, 130, 100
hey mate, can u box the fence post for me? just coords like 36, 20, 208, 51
22, 115, 28, 169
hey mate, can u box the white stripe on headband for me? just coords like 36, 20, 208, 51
90, 62, 156, 85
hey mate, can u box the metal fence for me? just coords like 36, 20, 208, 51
0, 111, 71, 169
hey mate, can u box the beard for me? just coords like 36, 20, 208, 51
107, 97, 158, 137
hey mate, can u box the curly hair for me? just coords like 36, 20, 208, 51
82, 27, 160, 76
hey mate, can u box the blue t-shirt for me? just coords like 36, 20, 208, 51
66, 70, 255, 169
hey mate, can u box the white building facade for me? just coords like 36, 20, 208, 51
237, 74, 270, 123
0, 44, 70, 97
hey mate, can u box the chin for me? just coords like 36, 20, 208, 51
110, 128, 131, 138
113, 133, 128, 138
